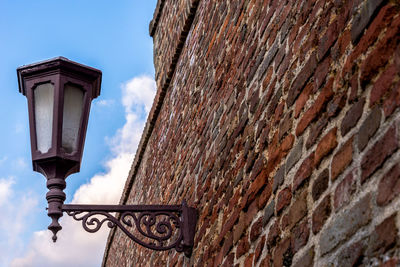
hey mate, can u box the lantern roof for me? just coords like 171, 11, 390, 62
17, 57, 102, 99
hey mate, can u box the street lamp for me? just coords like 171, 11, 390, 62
17, 57, 197, 256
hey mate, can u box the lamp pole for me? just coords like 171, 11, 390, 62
17, 57, 197, 256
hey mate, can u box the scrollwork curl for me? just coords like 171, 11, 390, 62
65, 209, 184, 252
66, 211, 118, 233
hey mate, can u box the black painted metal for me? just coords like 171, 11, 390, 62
62, 201, 197, 256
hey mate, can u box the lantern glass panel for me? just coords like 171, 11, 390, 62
34, 83, 54, 153
62, 84, 84, 153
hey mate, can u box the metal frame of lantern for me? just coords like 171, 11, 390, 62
17, 57, 197, 257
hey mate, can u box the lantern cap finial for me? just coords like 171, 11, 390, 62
17, 57, 102, 98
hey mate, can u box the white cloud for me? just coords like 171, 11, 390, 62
109, 76, 156, 155
95, 99, 115, 107
122, 76, 155, 114
10, 75, 156, 267
0, 177, 38, 267
0, 178, 14, 206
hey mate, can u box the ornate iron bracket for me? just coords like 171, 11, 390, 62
61, 201, 197, 257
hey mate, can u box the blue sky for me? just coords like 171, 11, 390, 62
0, 1, 157, 266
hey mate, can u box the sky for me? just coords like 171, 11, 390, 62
0, 1, 158, 266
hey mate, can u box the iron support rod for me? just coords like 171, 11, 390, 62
62, 204, 182, 212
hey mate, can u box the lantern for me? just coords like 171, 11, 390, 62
17, 57, 101, 241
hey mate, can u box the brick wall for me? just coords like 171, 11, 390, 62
103, 0, 400, 266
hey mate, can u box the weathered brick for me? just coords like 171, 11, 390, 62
279, 111, 293, 141
366, 214, 398, 256
244, 253, 254, 267
276, 187, 292, 214
380, 258, 400, 267
273, 238, 292, 267
281, 134, 295, 155
350, 3, 398, 62
221, 253, 235, 267
259, 254, 272, 267
377, 164, 400, 206
312, 168, 329, 202
206, 257, 215, 267
287, 52, 318, 106
233, 212, 247, 245
337, 240, 365, 267
338, 29, 351, 56
312, 195, 331, 234
370, 64, 397, 107
315, 55, 331, 89
334, 171, 356, 211
293, 152, 314, 190
263, 199, 275, 226
249, 90, 260, 115
306, 115, 328, 149
291, 219, 310, 253
273, 165, 285, 193
361, 125, 398, 183
294, 82, 313, 118
280, 213, 289, 232
274, 101, 285, 124
319, 194, 371, 255
258, 124, 271, 152
315, 127, 338, 166
258, 179, 272, 209
106, 1, 400, 265
219, 206, 241, 244
254, 235, 265, 264
274, 42, 287, 70
292, 247, 314, 267
267, 219, 280, 248
267, 87, 282, 119
245, 168, 268, 207
286, 189, 307, 230
383, 80, 400, 117
259, 39, 279, 77
331, 136, 353, 180
250, 217, 263, 242
349, 72, 359, 103
296, 79, 334, 136
266, 135, 293, 177
216, 231, 233, 266
360, 14, 400, 87
341, 98, 365, 136
318, 19, 339, 60
326, 91, 346, 118
245, 199, 260, 228
286, 137, 303, 174
277, 50, 292, 80
236, 233, 250, 259
358, 105, 382, 151
351, 0, 385, 44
